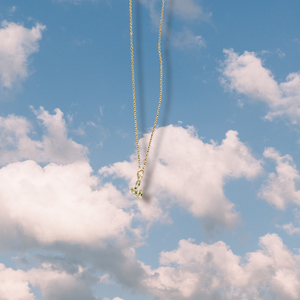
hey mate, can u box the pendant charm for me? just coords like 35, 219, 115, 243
131, 169, 144, 200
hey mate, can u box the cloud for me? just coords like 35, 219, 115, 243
138, 233, 300, 300
258, 147, 300, 210
172, 28, 205, 49
0, 107, 87, 165
100, 125, 262, 231
0, 21, 45, 89
29, 264, 97, 300
34, 107, 88, 163
167, 0, 211, 21
140, 0, 211, 28
0, 106, 293, 300
0, 263, 97, 300
0, 159, 133, 249
2, 232, 299, 300
8, 6, 17, 14
2, 232, 300, 300
281, 223, 300, 235
0, 263, 35, 300
221, 48, 300, 123
277, 208, 300, 235
276, 48, 286, 58
99, 273, 110, 284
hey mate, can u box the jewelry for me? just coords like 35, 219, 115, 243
129, 0, 165, 200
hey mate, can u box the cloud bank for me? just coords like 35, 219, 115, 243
1, 233, 300, 300
140, 233, 300, 300
0, 108, 298, 300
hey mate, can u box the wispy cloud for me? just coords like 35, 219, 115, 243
140, 0, 211, 49
141, 0, 211, 24
173, 28, 205, 49
52, 0, 99, 4
167, 0, 211, 21
8, 6, 17, 14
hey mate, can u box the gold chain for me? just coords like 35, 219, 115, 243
129, 0, 165, 200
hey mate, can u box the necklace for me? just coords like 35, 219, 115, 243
129, 0, 165, 200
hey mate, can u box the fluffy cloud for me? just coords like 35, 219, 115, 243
0, 108, 132, 249
221, 48, 300, 123
100, 125, 262, 231
259, 147, 300, 210
0, 107, 87, 165
0, 264, 35, 300
0, 159, 132, 249
0, 21, 45, 89
139, 233, 300, 300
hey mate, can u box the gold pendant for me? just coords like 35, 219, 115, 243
131, 170, 144, 200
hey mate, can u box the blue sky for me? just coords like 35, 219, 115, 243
0, 0, 300, 299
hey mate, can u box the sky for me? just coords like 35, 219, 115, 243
0, 0, 300, 299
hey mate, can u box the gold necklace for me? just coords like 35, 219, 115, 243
129, 0, 165, 200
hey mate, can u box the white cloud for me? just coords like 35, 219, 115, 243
34, 107, 88, 163
0, 264, 35, 300
0, 263, 96, 300
100, 125, 262, 231
281, 223, 300, 235
139, 233, 300, 300
0, 107, 87, 165
0, 21, 45, 89
0, 159, 132, 248
258, 147, 300, 210
277, 208, 300, 235
167, 0, 211, 21
221, 48, 300, 123
140, 0, 211, 28
173, 28, 205, 49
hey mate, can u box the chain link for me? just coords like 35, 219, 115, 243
129, 0, 165, 176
